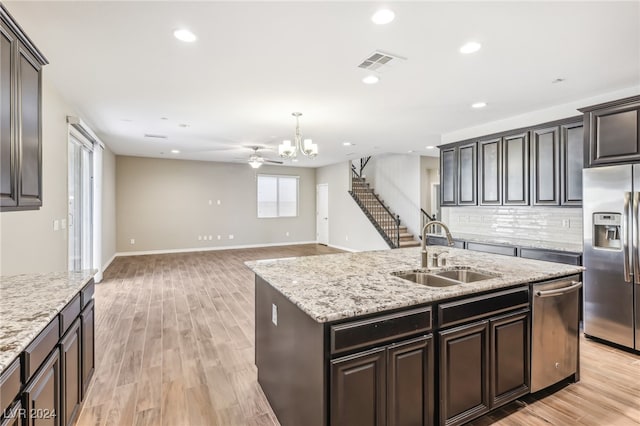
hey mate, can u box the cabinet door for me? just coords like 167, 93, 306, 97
478, 138, 501, 205
490, 311, 530, 408
440, 147, 457, 206
0, 21, 16, 208
588, 104, 640, 166
0, 401, 23, 426
16, 44, 42, 208
60, 320, 81, 426
331, 347, 386, 426
23, 348, 60, 426
502, 133, 529, 205
457, 143, 477, 206
81, 300, 95, 398
439, 321, 490, 426
531, 127, 560, 206
560, 122, 584, 206
387, 335, 434, 426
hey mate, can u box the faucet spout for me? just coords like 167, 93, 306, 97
421, 220, 454, 267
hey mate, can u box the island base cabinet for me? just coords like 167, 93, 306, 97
439, 322, 490, 426
330, 335, 435, 426
80, 300, 95, 397
23, 349, 60, 426
60, 320, 81, 426
0, 401, 23, 426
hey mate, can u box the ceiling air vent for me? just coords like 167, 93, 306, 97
357, 50, 406, 72
144, 133, 168, 139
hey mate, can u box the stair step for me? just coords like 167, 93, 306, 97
399, 240, 420, 248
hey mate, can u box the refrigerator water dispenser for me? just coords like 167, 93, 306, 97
593, 213, 622, 250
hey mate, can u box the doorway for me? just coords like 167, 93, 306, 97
68, 129, 93, 271
316, 184, 329, 245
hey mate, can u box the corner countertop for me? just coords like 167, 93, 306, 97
427, 232, 583, 253
0, 270, 95, 373
245, 247, 583, 323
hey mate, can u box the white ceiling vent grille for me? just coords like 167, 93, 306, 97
358, 50, 406, 72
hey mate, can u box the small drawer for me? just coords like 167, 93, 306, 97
0, 358, 21, 413
22, 316, 59, 382
467, 242, 517, 256
438, 286, 529, 328
519, 248, 582, 266
331, 307, 432, 355
81, 279, 95, 308
60, 294, 81, 337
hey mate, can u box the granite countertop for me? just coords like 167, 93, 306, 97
245, 247, 583, 323
0, 270, 95, 373
426, 232, 583, 253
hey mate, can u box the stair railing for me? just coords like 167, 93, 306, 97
421, 208, 437, 236
349, 167, 401, 248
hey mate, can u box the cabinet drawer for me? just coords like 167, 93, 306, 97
22, 316, 59, 382
467, 242, 517, 257
438, 287, 529, 328
519, 248, 582, 266
60, 294, 81, 337
331, 307, 432, 355
0, 358, 21, 413
426, 236, 466, 249
81, 279, 94, 308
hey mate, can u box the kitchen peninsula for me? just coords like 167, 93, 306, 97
246, 246, 584, 426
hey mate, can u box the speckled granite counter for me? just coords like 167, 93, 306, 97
427, 232, 583, 253
0, 270, 95, 373
245, 247, 583, 323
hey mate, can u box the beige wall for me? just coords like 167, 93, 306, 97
101, 146, 116, 268
115, 156, 316, 252
1, 78, 75, 275
315, 162, 388, 251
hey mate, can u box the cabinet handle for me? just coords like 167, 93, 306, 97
535, 281, 582, 298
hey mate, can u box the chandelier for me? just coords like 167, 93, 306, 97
278, 112, 318, 159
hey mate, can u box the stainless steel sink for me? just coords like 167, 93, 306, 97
432, 269, 496, 283
392, 272, 461, 287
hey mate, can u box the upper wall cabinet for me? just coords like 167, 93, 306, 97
580, 95, 640, 168
439, 116, 583, 208
0, 5, 48, 211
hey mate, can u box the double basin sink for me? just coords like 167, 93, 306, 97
392, 267, 497, 288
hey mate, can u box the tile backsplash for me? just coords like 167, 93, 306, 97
440, 206, 583, 248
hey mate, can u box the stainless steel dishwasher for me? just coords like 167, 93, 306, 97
530, 275, 582, 392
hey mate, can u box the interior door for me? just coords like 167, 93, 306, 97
317, 184, 329, 245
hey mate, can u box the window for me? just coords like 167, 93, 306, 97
257, 175, 299, 218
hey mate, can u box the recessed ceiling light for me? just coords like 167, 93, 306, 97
408, 150, 414, 153
343, 141, 355, 146
178, 123, 190, 128
471, 102, 487, 109
460, 41, 482, 54
426, 146, 435, 150
160, 117, 169, 121
170, 149, 180, 154
173, 29, 197, 43
372, 9, 395, 25
362, 75, 379, 84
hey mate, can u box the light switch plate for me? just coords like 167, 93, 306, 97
53, 220, 59, 231
271, 304, 278, 326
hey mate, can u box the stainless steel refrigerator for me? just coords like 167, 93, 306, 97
583, 164, 640, 351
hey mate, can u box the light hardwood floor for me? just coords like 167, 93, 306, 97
76, 244, 640, 426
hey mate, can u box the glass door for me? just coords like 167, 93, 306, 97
68, 132, 93, 271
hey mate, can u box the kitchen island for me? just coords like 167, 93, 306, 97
246, 246, 584, 426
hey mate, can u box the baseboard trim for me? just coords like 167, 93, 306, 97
115, 240, 319, 257
102, 253, 117, 272
327, 244, 360, 253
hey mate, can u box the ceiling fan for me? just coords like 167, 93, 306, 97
247, 146, 283, 169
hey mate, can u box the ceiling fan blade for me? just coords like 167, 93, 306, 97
264, 159, 284, 164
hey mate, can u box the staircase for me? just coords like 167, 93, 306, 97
349, 169, 420, 249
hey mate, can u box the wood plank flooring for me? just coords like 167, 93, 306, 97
76, 244, 640, 426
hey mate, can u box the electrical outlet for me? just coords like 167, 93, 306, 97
345, 235, 349, 241
198, 235, 202, 241
130, 238, 135, 245
562, 219, 571, 228
229, 234, 234, 240
53, 220, 59, 231
61, 219, 66, 229
217, 200, 221, 205
217, 235, 221, 240
285, 231, 290, 237
208, 235, 213, 240
208, 200, 212, 205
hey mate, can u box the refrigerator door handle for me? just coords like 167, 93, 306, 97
634, 192, 640, 285
623, 191, 631, 283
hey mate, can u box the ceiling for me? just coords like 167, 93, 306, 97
5, 1, 640, 167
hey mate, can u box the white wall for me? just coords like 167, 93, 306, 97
442, 86, 640, 144
101, 146, 116, 269
315, 162, 388, 252
420, 156, 439, 219
115, 156, 316, 253
364, 154, 422, 238
0, 78, 76, 275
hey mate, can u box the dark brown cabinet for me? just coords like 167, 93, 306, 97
331, 347, 386, 426
531, 127, 560, 206
560, 122, 584, 205
0, 5, 47, 211
581, 96, 640, 167
440, 147, 457, 206
439, 321, 490, 426
489, 311, 530, 408
60, 320, 81, 426
478, 138, 502, 205
80, 300, 95, 397
23, 349, 60, 426
457, 143, 477, 206
502, 132, 529, 205
0, 401, 22, 426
